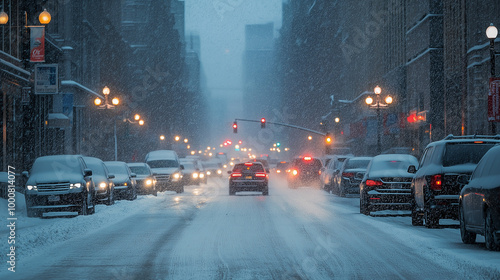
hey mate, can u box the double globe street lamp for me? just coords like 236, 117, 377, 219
486, 23, 500, 134
365, 86, 393, 155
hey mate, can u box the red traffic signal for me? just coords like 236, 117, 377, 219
233, 121, 238, 133
261, 118, 266, 128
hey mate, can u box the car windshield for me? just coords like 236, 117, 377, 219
181, 162, 196, 170
105, 163, 128, 175
85, 162, 106, 176
128, 166, 150, 175
443, 143, 495, 167
233, 163, 264, 172
31, 157, 81, 174
345, 159, 371, 169
147, 160, 178, 168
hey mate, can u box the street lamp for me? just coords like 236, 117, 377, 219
365, 85, 394, 154
486, 23, 500, 134
94, 86, 122, 160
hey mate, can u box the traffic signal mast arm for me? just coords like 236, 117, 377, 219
234, 118, 326, 136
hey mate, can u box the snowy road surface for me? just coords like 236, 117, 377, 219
2, 177, 500, 279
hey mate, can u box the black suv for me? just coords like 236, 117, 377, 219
228, 162, 269, 195
408, 135, 500, 227
287, 156, 323, 189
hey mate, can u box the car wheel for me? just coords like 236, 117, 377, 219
411, 208, 423, 226
106, 189, 114, 206
360, 193, 369, 215
176, 186, 184, 193
339, 183, 346, 197
229, 187, 235, 195
262, 186, 269, 196
459, 205, 476, 244
425, 209, 438, 228
79, 195, 88, 216
485, 208, 499, 251
153, 188, 158, 197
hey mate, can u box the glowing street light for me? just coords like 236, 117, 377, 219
365, 86, 395, 154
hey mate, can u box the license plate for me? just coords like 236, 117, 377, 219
246, 176, 253, 179
48, 195, 60, 202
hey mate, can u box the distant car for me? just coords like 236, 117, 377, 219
336, 156, 372, 197
409, 135, 500, 227
459, 145, 500, 251
180, 159, 201, 186
145, 150, 184, 193
127, 163, 157, 196
253, 158, 270, 173
288, 156, 323, 189
275, 161, 289, 175
359, 154, 419, 215
23, 155, 96, 217
104, 161, 137, 200
323, 148, 354, 166
83, 157, 115, 205
202, 160, 223, 177
321, 155, 350, 193
228, 162, 268, 195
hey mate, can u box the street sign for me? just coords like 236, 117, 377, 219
488, 77, 500, 122
35, 64, 58, 94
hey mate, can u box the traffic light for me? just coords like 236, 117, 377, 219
325, 133, 333, 154
233, 121, 238, 133
261, 118, 266, 128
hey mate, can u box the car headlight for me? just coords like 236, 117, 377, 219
206, 171, 211, 176
27, 185, 37, 190
173, 173, 180, 179
192, 173, 199, 179
223, 164, 228, 168
99, 182, 107, 189
217, 170, 222, 174
70, 183, 82, 189
124, 182, 128, 186
146, 179, 152, 185
199, 173, 205, 178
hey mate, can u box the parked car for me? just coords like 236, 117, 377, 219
83, 157, 115, 205
409, 135, 500, 227
359, 154, 419, 215
127, 163, 157, 196
228, 162, 268, 195
180, 158, 202, 186
323, 148, 354, 166
459, 145, 500, 251
145, 150, 184, 193
104, 161, 137, 200
321, 155, 351, 193
23, 155, 96, 217
288, 156, 323, 189
336, 156, 372, 197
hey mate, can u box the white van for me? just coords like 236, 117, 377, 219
145, 150, 184, 193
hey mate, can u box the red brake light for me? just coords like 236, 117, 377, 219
474, 141, 483, 144
244, 162, 253, 166
255, 173, 266, 177
303, 157, 312, 161
366, 180, 383, 186
231, 172, 242, 177
342, 172, 354, 177
430, 174, 442, 191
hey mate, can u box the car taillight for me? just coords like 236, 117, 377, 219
255, 172, 266, 177
365, 180, 383, 186
342, 172, 354, 177
231, 173, 242, 177
292, 169, 298, 176
430, 174, 442, 191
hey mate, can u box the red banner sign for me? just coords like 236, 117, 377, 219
30, 27, 45, 62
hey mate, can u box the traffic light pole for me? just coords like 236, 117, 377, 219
233, 118, 326, 136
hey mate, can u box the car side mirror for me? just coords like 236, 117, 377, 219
108, 174, 115, 179
22, 171, 29, 178
130, 173, 137, 178
180, 165, 185, 170
84, 169, 92, 177
457, 174, 470, 185
227, 170, 232, 174
407, 165, 417, 174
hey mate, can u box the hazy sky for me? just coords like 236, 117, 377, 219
185, 0, 282, 97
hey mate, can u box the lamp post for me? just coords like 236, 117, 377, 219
365, 86, 393, 154
94, 86, 120, 160
486, 23, 499, 134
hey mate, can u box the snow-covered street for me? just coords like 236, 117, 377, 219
2, 177, 500, 279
